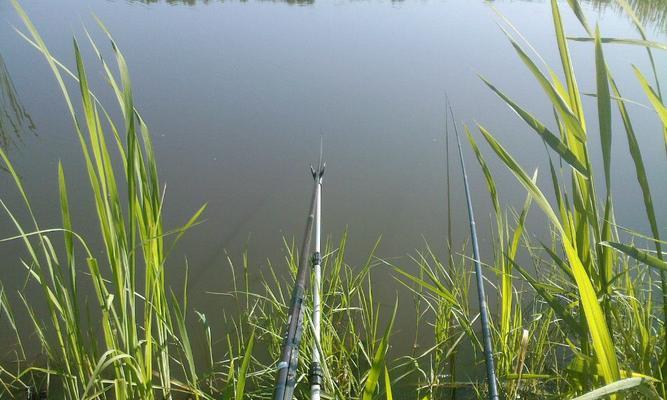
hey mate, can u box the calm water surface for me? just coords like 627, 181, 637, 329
0, 0, 666, 371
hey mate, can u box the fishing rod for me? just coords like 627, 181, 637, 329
450, 106, 500, 400
273, 158, 325, 400
309, 158, 325, 400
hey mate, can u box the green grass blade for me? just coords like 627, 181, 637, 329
551, 0, 585, 126
508, 257, 582, 336
361, 299, 397, 400
391, 266, 457, 306
616, 0, 663, 103
236, 331, 255, 400
633, 65, 667, 152
481, 76, 589, 176
508, 171, 536, 261
608, 77, 661, 254
506, 35, 587, 145
478, 124, 621, 386
567, 37, 667, 51
384, 367, 393, 400
565, 0, 592, 36
595, 27, 612, 191
601, 242, 667, 271
594, 26, 614, 302
633, 65, 667, 127
572, 377, 660, 400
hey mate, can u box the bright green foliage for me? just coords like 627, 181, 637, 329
1, 1, 666, 399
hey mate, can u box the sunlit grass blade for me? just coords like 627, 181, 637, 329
616, 0, 663, 97
551, 0, 585, 126
633, 65, 667, 152
480, 76, 589, 176
391, 266, 457, 306
633, 66, 667, 126
601, 242, 667, 271
384, 367, 393, 400
595, 27, 612, 191
477, 124, 621, 387
572, 377, 661, 400
608, 76, 661, 254
361, 299, 397, 400
594, 26, 615, 304
506, 36, 587, 144
236, 331, 255, 400
565, 0, 592, 35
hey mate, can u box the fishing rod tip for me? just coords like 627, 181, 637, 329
311, 163, 325, 180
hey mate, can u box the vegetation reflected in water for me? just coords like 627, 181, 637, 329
127, 0, 667, 32
0, 53, 35, 151
589, 0, 667, 31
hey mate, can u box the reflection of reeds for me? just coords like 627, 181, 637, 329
588, 0, 667, 33
137, 0, 315, 6
0, 53, 35, 150
128, 0, 667, 33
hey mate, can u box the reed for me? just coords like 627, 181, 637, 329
467, 0, 666, 397
0, 0, 666, 399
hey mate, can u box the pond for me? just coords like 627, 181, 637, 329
0, 0, 666, 394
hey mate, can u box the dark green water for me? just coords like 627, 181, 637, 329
0, 0, 665, 386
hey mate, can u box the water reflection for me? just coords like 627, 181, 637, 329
589, 0, 667, 32
137, 0, 315, 6
126, 0, 667, 32
0, 53, 35, 151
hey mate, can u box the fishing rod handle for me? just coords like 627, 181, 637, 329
273, 288, 306, 400
309, 361, 323, 400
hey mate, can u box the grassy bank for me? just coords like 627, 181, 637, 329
1, 0, 666, 398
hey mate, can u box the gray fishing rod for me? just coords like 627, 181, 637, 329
309, 156, 325, 400
273, 160, 325, 400
450, 106, 500, 400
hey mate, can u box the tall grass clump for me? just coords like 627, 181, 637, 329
455, 0, 664, 397
0, 1, 221, 398
0, 7, 401, 399
1, 0, 667, 399
392, 0, 667, 399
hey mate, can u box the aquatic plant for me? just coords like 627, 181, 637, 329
0, 0, 666, 399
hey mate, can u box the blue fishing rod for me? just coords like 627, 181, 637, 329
450, 106, 500, 400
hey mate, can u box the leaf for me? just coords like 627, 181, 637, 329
507, 37, 587, 144
594, 27, 612, 191
392, 266, 457, 306
565, 0, 592, 35
568, 37, 667, 51
508, 257, 582, 337
552, 0, 585, 126
236, 331, 255, 400
361, 299, 398, 400
601, 242, 667, 271
608, 74, 662, 255
633, 65, 667, 153
384, 367, 393, 400
571, 377, 660, 400
481, 77, 589, 176
478, 124, 621, 386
